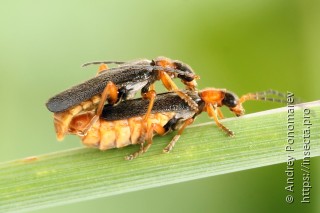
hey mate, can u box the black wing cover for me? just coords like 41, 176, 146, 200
46, 66, 153, 113
101, 91, 201, 121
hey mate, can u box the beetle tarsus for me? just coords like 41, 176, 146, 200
206, 103, 235, 136
163, 135, 180, 153
125, 143, 145, 160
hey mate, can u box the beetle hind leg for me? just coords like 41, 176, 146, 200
163, 118, 194, 153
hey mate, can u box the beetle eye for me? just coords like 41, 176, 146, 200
222, 92, 238, 107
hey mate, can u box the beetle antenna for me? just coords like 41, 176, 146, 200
82, 61, 126, 67
239, 89, 289, 104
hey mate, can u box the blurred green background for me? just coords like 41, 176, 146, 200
0, 0, 319, 212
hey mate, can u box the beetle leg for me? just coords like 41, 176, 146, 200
97, 81, 118, 115
181, 79, 197, 91
125, 123, 166, 160
80, 81, 118, 136
159, 71, 198, 111
217, 108, 225, 119
139, 84, 157, 139
144, 122, 166, 152
142, 89, 156, 122
125, 143, 144, 161
151, 123, 166, 136
142, 122, 156, 154
206, 104, 234, 136
96, 64, 109, 75
163, 118, 194, 153
149, 83, 155, 91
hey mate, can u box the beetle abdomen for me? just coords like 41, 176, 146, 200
81, 112, 175, 150
53, 95, 101, 140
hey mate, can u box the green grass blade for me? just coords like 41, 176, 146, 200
0, 101, 319, 212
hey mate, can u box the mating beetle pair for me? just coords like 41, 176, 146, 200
46, 56, 285, 160
46, 57, 199, 141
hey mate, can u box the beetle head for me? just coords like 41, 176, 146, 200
224, 89, 287, 116
222, 91, 244, 117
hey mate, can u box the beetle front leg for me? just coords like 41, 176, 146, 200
216, 108, 225, 119
163, 118, 194, 153
206, 104, 234, 136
